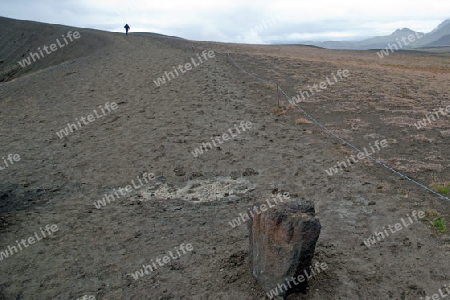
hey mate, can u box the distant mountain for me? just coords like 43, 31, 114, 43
430, 19, 450, 33
414, 19, 450, 48
422, 34, 450, 47
300, 19, 450, 50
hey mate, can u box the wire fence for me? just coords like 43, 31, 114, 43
225, 51, 450, 202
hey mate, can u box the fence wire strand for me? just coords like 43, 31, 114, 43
226, 52, 450, 202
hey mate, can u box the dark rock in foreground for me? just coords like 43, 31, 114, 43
248, 198, 321, 299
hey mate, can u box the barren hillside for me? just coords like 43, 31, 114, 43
0, 18, 449, 300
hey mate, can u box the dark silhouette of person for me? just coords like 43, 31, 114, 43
124, 24, 130, 35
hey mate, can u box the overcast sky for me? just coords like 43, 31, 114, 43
1, 0, 449, 43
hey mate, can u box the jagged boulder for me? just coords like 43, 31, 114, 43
248, 199, 321, 298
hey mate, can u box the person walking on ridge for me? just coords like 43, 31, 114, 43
124, 24, 130, 35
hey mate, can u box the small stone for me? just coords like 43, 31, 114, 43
230, 171, 239, 180
243, 168, 259, 176
174, 167, 185, 176
191, 172, 203, 178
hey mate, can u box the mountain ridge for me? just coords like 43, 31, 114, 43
299, 19, 450, 50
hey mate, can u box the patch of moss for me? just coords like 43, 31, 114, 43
432, 217, 447, 233
430, 183, 450, 195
